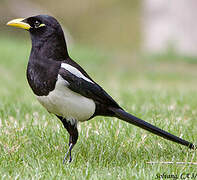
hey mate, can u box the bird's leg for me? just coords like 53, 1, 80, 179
56, 116, 78, 163
63, 142, 73, 163
58, 118, 78, 163
63, 134, 77, 163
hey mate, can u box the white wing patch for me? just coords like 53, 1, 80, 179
61, 63, 94, 83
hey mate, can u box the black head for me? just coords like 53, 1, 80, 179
7, 15, 69, 59
7, 15, 63, 37
24, 15, 61, 35
23, 15, 64, 44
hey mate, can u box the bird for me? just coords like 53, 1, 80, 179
7, 15, 195, 163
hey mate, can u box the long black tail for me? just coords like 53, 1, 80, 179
109, 108, 195, 149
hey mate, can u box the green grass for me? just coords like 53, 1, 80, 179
0, 35, 197, 179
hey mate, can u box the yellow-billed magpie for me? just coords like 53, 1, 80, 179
7, 15, 195, 163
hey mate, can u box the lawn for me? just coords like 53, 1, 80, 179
0, 35, 197, 179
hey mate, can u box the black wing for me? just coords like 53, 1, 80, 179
59, 68, 121, 110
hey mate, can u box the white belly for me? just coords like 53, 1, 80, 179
36, 75, 96, 121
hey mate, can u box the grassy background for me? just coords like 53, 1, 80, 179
0, 35, 197, 179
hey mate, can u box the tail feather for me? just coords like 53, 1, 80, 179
110, 108, 195, 149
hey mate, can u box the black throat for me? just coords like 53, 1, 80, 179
27, 31, 67, 96
30, 28, 69, 60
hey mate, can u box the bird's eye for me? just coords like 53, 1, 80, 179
34, 21, 41, 28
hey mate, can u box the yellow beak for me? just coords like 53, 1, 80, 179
6, 18, 31, 30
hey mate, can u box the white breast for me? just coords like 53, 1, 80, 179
36, 75, 96, 122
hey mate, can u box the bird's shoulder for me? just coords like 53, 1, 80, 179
62, 57, 94, 82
